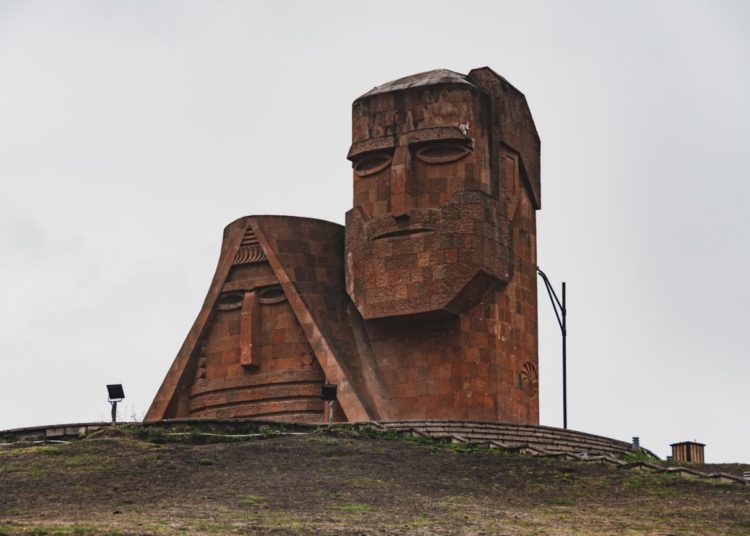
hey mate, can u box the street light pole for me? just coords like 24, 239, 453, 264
537, 267, 567, 429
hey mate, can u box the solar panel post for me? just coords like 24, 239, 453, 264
106, 384, 125, 425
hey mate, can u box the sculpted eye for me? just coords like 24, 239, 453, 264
414, 141, 473, 164
216, 292, 244, 311
352, 151, 393, 177
258, 285, 286, 305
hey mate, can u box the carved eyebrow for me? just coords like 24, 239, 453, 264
347, 126, 471, 160
347, 136, 396, 161
222, 276, 279, 293
399, 126, 471, 146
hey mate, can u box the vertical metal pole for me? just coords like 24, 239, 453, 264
537, 268, 568, 430
328, 400, 334, 429
111, 401, 118, 425
562, 282, 567, 430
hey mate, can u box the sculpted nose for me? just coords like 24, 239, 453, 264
390, 145, 414, 218
240, 290, 259, 367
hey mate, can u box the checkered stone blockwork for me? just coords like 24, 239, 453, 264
147, 67, 542, 427
342, 68, 541, 423
145, 217, 339, 424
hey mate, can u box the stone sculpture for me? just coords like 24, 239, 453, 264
146, 67, 541, 425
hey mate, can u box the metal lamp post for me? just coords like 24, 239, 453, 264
536, 267, 567, 429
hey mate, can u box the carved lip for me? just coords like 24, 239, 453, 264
373, 227, 435, 240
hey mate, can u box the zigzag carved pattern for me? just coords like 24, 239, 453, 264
233, 244, 266, 265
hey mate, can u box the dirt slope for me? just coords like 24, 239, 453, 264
1, 426, 749, 535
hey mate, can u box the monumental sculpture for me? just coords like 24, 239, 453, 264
146, 67, 541, 425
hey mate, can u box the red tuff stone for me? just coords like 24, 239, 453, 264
146, 67, 540, 426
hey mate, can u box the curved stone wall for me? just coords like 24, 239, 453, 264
375, 420, 650, 457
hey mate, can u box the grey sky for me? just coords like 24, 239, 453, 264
1, 0, 748, 462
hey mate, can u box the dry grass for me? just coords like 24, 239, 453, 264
1, 425, 748, 535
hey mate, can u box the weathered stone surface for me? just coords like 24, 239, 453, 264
146, 67, 541, 426
145, 217, 334, 422
343, 67, 540, 423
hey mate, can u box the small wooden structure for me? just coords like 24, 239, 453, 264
670, 441, 705, 464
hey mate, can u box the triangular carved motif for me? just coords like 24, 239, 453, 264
233, 225, 266, 265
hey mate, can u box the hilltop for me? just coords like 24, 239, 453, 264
1, 424, 749, 535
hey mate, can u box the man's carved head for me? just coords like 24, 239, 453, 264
345, 68, 539, 320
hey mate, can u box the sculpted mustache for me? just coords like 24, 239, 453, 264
363, 211, 441, 240
362, 210, 442, 229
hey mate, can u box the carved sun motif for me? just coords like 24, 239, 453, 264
518, 362, 538, 396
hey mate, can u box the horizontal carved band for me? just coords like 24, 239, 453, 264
190, 369, 324, 396
189, 382, 321, 412
189, 398, 324, 419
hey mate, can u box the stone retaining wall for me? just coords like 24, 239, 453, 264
0, 419, 647, 456
373, 420, 653, 457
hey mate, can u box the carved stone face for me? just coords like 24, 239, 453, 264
345, 75, 511, 320
189, 222, 321, 418
196, 228, 294, 380
210, 279, 288, 371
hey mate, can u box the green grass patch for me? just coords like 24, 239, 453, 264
0, 525, 124, 535
263, 513, 302, 528
436, 496, 473, 510
3, 445, 65, 457
36, 446, 66, 456
621, 449, 659, 463
103, 422, 295, 445
544, 496, 577, 506
327, 502, 372, 513
347, 476, 384, 488
239, 495, 267, 506
21, 466, 49, 478
405, 513, 437, 528
62, 454, 106, 470
623, 472, 680, 497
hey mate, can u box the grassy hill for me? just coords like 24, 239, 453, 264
1, 424, 749, 535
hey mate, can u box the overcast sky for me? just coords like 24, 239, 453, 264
1, 0, 748, 462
